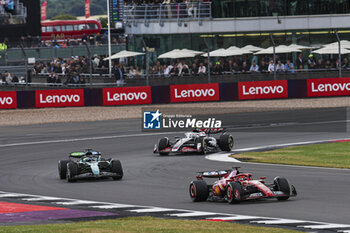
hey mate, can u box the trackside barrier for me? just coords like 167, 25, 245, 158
0, 91, 17, 109
35, 89, 85, 108
151, 85, 170, 104
307, 77, 350, 97
219, 83, 238, 101
2, 77, 350, 109
84, 88, 103, 106
17, 91, 35, 109
170, 83, 220, 103
238, 80, 288, 100
288, 79, 307, 98
102, 86, 152, 106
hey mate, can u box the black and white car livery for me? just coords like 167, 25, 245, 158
154, 128, 234, 155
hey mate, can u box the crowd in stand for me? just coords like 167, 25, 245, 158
2, 33, 126, 48
0, 70, 21, 84
2, 52, 349, 85
124, 0, 212, 19
125, 0, 211, 5
31, 56, 100, 84
143, 54, 350, 77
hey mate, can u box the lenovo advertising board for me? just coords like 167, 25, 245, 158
307, 78, 350, 97
103, 86, 152, 106
0, 91, 17, 109
35, 89, 84, 108
238, 80, 288, 100
170, 83, 220, 103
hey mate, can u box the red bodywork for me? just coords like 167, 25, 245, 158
197, 170, 282, 200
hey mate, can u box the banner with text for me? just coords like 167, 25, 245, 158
103, 86, 152, 106
307, 78, 350, 97
0, 91, 17, 109
170, 83, 220, 103
41, 1, 47, 21
238, 80, 288, 100
35, 89, 84, 108
85, 0, 91, 18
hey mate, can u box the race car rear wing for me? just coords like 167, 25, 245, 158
196, 167, 241, 179
196, 170, 230, 179
69, 152, 85, 158
198, 128, 225, 134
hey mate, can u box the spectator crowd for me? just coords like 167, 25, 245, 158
124, 0, 212, 19
1, 33, 126, 49
142, 54, 350, 78
1, 52, 350, 86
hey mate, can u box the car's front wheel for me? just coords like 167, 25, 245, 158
158, 138, 170, 156
274, 177, 290, 200
66, 162, 78, 183
58, 160, 69, 179
219, 134, 234, 151
111, 160, 123, 180
195, 137, 207, 155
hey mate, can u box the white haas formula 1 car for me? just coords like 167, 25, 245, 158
154, 128, 234, 155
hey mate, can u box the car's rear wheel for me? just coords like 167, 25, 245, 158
58, 160, 69, 179
189, 180, 209, 202
274, 177, 290, 200
219, 134, 234, 151
195, 137, 207, 154
227, 182, 243, 204
66, 162, 78, 183
158, 138, 170, 155
111, 160, 123, 180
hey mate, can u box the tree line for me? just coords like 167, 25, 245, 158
41, 0, 107, 19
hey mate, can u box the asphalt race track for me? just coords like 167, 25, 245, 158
0, 108, 350, 225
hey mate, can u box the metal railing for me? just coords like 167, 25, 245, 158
0, 44, 126, 64
123, 2, 212, 26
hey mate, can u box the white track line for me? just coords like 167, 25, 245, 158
0, 132, 180, 148
168, 211, 218, 217
90, 204, 138, 209
298, 224, 350, 230
252, 219, 308, 224
208, 216, 264, 221
21, 197, 63, 201
231, 138, 350, 152
54, 200, 101, 205
128, 208, 176, 213
205, 153, 241, 163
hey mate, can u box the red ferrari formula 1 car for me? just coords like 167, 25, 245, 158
189, 167, 297, 204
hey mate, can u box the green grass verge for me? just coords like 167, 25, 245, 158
232, 142, 350, 168
0, 216, 298, 233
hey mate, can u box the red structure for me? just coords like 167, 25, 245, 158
41, 19, 101, 41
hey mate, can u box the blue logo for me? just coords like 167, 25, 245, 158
143, 110, 162, 129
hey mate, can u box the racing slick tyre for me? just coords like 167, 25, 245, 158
111, 160, 123, 180
66, 162, 78, 183
195, 137, 207, 155
189, 180, 209, 202
227, 182, 243, 204
219, 134, 234, 152
158, 138, 170, 156
274, 177, 290, 200
58, 160, 69, 179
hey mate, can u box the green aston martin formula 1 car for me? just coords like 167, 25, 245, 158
58, 149, 123, 182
